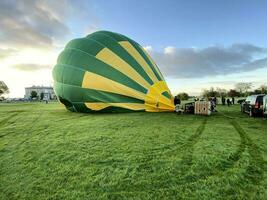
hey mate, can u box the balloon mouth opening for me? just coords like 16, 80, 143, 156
59, 97, 76, 112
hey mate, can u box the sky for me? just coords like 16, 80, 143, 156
0, 0, 267, 97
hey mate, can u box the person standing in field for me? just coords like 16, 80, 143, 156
227, 98, 231, 107
174, 96, 181, 113
211, 97, 217, 112
232, 97, 235, 105
222, 96, 226, 105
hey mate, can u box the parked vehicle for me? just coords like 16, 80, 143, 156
184, 102, 195, 114
241, 94, 266, 116
237, 99, 246, 104
263, 95, 267, 116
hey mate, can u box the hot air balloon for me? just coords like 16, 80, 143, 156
52, 31, 175, 112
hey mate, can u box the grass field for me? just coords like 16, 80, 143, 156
0, 102, 266, 200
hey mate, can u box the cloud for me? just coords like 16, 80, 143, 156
147, 43, 267, 78
0, 48, 18, 59
84, 25, 100, 36
0, 0, 70, 49
164, 46, 176, 54
12, 63, 51, 71
144, 46, 153, 52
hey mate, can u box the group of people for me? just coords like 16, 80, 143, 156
174, 96, 181, 113
173, 95, 236, 114
221, 97, 235, 106
209, 96, 236, 111
209, 97, 217, 112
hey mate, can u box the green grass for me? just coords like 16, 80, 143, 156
0, 102, 266, 200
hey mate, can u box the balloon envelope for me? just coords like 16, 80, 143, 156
53, 31, 175, 112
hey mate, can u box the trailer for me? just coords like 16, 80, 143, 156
194, 101, 211, 116
182, 101, 211, 116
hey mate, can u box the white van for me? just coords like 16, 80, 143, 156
263, 95, 267, 116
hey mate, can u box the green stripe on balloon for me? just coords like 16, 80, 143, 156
105, 31, 163, 81
88, 32, 154, 85
66, 38, 103, 56
54, 82, 144, 103
56, 50, 148, 94
127, 38, 163, 81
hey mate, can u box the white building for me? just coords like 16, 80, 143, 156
25, 86, 56, 100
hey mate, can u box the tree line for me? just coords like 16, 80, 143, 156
176, 82, 267, 100
202, 82, 267, 98
1, 80, 266, 101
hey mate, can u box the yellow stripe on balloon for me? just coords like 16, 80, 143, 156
145, 81, 175, 112
96, 47, 151, 89
85, 102, 145, 111
119, 41, 160, 83
82, 71, 145, 101
140, 46, 165, 81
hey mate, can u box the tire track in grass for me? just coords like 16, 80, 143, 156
92, 114, 265, 195
127, 118, 208, 168
229, 119, 264, 184
220, 113, 264, 176
188, 113, 247, 180
0, 111, 25, 138
217, 113, 247, 170
183, 112, 264, 184
86, 112, 254, 193
171, 115, 243, 184
115, 113, 261, 193
82, 113, 265, 195
92, 117, 209, 168
1, 112, 45, 150
215, 112, 265, 196
132, 113, 242, 189
136, 117, 208, 181
139, 117, 209, 188
16, 112, 44, 147
55, 112, 263, 196
86, 117, 208, 193
178, 117, 207, 171
0, 113, 18, 127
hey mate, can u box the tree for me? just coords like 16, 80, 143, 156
30, 91, 38, 99
202, 87, 219, 97
253, 89, 262, 95
235, 82, 253, 96
40, 92, 44, 100
228, 89, 240, 97
259, 84, 267, 94
202, 89, 209, 98
217, 87, 227, 97
177, 92, 189, 100
0, 81, 9, 97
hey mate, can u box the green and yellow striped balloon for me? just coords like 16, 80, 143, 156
52, 31, 175, 112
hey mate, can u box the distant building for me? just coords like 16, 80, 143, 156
25, 86, 56, 100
